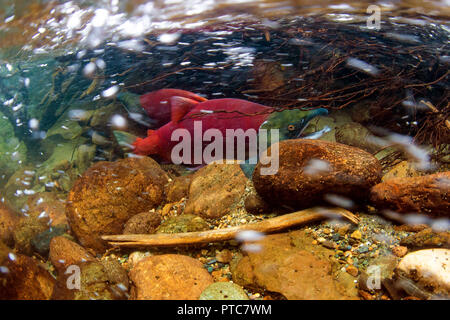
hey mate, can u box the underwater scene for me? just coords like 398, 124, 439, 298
0, 0, 449, 301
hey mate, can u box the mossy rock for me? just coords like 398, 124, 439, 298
34, 138, 90, 192
0, 112, 27, 187
156, 214, 209, 234
1, 166, 35, 212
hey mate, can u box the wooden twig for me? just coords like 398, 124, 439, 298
102, 207, 359, 248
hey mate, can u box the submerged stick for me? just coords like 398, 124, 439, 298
102, 207, 359, 248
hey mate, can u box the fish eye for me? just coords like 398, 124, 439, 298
287, 124, 295, 131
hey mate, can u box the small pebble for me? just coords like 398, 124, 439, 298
392, 245, 408, 257
331, 233, 341, 241
216, 249, 233, 263
358, 245, 369, 253
346, 265, 359, 277
351, 230, 362, 240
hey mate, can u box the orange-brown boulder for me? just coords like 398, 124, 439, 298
253, 139, 381, 209
129, 254, 213, 300
49, 236, 96, 274
370, 172, 450, 217
231, 230, 358, 300
0, 244, 55, 300
184, 163, 248, 219
66, 157, 169, 252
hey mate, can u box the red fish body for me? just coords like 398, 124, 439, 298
133, 98, 273, 163
139, 89, 206, 127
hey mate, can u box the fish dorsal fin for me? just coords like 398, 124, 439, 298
170, 96, 199, 123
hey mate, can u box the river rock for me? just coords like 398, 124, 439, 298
25, 192, 68, 227
100, 256, 130, 293
0, 202, 19, 246
1, 166, 35, 212
156, 214, 209, 234
244, 192, 271, 214
89, 102, 124, 129
400, 228, 450, 250
127, 251, 152, 269
31, 224, 68, 256
123, 211, 161, 234
166, 174, 192, 203
45, 114, 83, 141
66, 157, 169, 252
335, 122, 380, 154
370, 172, 450, 217
199, 282, 249, 300
0, 111, 27, 187
184, 163, 248, 219
396, 249, 450, 296
73, 144, 97, 174
52, 260, 128, 300
35, 139, 87, 193
130, 254, 213, 300
253, 139, 381, 209
381, 161, 422, 182
0, 246, 55, 299
49, 236, 96, 274
231, 229, 358, 300
13, 214, 49, 255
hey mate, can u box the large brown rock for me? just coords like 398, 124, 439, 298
231, 230, 358, 300
184, 163, 248, 219
66, 157, 169, 252
0, 244, 55, 300
129, 254, 213, 300
0, 202, 19, 246
370, 172, 450, 216
253, 139, 382, 209
49, 236, 96, 274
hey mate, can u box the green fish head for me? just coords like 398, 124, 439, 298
260, 107, 328, 141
